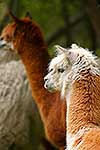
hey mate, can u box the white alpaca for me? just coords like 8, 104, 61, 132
44, 46, 71, 98
44, 44, 100, 150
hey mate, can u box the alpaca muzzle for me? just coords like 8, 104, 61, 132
44, 77, 56, 92
0, 38, 14, 51
0, 38, 7, 48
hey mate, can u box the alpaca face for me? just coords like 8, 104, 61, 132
0, 23, 26, 52
0, 23, 15, 50
0, 16, 33, 53
0, 15, 45, 56
44, 44, 99, 97
44, 52, 71, 94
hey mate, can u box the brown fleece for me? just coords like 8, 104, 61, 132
1, 17, 66, 149
68, 70, 100, 149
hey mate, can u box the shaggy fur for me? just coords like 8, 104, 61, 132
44, 52, 71, 98
45, 44, 100, 149
0, 14, 66, 149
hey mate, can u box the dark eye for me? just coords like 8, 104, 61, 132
58, 68, 65, 73
0, 37, 4, 40
49, 68, 53, 72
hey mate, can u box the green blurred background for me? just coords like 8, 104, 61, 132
0, 0, 100, 56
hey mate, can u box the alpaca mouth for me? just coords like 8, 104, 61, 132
44, 82, 56, 93
0, 40, 6, 48
0, 40, 14, 52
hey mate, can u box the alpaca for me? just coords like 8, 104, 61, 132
0, 25, 38, 150
0, 22, 59, 150
44, 44, 100, 150
0, 12, 66, 150
0, 23, 19, 63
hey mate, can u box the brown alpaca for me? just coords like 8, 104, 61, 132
45, 44, 100, 149
0, 13, 66, 150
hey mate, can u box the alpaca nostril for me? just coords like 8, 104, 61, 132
44, 78, 48, 82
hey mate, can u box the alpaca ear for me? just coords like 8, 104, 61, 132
67, 50, 78, 62
9, 10, 22, 24
55, 45, 67, 55
68, 44, 79, 62
55, 44, 78, 62
25, 12, 32, 19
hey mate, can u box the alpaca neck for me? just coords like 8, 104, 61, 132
67, 70, 100, 136
17, 42, 60, 121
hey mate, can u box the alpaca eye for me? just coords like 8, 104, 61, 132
0, 37, 4, 40
58, 68, 65, 73
49, 68, 53, 72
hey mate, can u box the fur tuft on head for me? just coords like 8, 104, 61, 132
55, 45, 68, 55
56, 44, 100, 81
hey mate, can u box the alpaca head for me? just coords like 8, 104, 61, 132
0, 11, 44, 54
44, 44, 99, 97
0, 23, 15, 50
44, 45, 71, 97
0, 23, 21, 63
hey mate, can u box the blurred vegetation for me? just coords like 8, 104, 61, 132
0, 0, 100, 149
0, 0, 100, 56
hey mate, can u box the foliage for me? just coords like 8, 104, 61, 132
0, 0, 100, 56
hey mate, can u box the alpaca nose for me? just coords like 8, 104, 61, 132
44, 77, 49, 89
44, 77, 48, 82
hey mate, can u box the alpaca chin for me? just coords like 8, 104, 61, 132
44, 83, 56, 93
